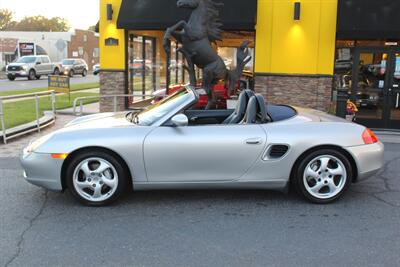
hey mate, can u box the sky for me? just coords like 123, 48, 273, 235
0, 0, 100, 31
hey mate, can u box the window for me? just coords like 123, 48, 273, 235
41, 57, 50, 63
83, 35, 87, 42
93, 48, 99, 58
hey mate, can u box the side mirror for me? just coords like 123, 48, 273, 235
171, 114, 188, 127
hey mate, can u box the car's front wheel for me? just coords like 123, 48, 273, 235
66, 150, 130, 206
53, 68, 60, 75
28, 69, 36, 80
293, 149, 352, 204
82, 69, 87, 77
69, 70, 74, 77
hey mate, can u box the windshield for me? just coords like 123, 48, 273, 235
62, 60, 75, 65
131, 88, 193, 126
16, 57, 36, 63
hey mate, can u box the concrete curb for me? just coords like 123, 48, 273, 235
0, 111, 55, 143
375, 131, 400, 144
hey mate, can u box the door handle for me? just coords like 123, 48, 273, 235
245, 138, 263, 145
396, 92, 399, 108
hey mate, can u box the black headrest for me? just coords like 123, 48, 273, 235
242, 96, 258, 124
223, 89, 255, 124
242, 94, 270, 124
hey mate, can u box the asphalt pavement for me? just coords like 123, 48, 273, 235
0, 143, 399, 267
0, 75, 99, 92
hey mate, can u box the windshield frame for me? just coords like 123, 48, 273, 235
133, 86, 198, 127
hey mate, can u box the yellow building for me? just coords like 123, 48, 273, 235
99, 0, 400, 129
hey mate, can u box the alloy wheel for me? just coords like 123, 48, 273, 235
72, 157, 119, 202
303, 155, 347, 200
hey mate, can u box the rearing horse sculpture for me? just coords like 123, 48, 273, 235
163, 0, 251, 109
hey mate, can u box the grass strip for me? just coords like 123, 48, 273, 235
1, 92, 99, 129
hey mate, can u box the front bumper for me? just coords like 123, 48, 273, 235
6, 70, 28, 77
346, 142, 385, 181
20, 150, 64, 191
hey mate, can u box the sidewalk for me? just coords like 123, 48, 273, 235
58, 102, 99, 115
0, 114, 75, 157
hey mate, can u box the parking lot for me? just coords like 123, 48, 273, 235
0, 142, 399, 267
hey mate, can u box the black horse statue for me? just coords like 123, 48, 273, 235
163, 0, 251, 109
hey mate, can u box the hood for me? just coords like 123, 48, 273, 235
64, 112, 134, 130
8, 63, 28, 67
294, 107, 349, 123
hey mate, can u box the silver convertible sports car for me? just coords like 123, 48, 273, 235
21, 87, 384, 206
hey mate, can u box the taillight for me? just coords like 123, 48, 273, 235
362, 128, 379, 144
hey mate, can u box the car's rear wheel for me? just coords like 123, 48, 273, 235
293, 149, 352, 204
28, 70, 36, 80
66, 150, 129, 206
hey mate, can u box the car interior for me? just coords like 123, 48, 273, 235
183, 90, 298, 126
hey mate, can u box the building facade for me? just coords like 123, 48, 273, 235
0, 30, 99, 70
99, 0, 400, 130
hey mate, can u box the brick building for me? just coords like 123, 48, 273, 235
68, 29, 100, 71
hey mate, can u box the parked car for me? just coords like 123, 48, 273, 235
93, 64, 100, 75
129, 59, 152, 74
20, 87, 384, 206
6, 55, 61, 81
61, 59, 88, 77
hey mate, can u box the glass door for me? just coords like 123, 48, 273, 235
128, 35, 157, 103
388, 51, 400, 129
351, 49, 388, 128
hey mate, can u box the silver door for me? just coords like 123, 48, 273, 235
144, 124, 267, 182
35, 57, 45, 74
41, 57, 52, 73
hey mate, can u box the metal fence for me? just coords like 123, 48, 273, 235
0, 91, 56, 144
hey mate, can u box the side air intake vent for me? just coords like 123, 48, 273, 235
269, 145, 289, 159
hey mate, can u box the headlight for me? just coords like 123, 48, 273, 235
26, 134, 53, 154
22, 65, 28, 71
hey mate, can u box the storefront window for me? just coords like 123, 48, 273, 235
127, 30, 255, 106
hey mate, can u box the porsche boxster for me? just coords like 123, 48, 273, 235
21, 87, 384, 206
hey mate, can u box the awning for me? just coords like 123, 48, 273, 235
117, 0, 257, 31
337, 0, 400, 39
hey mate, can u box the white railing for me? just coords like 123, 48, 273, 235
73, 93, 154, 116
0, 91, 56, 144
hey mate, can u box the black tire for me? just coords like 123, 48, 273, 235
65, 150, 130, 206
53, 68, 60, 75
28, 69, 36, 80
35, 75, 41, 80
82, 69, 87, 77
7, 75, 15, 81
69, 70, 74, 77
292, 149, 353, 204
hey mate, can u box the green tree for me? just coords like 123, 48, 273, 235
11, 15, 70, 32
0, 9, 15, 30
